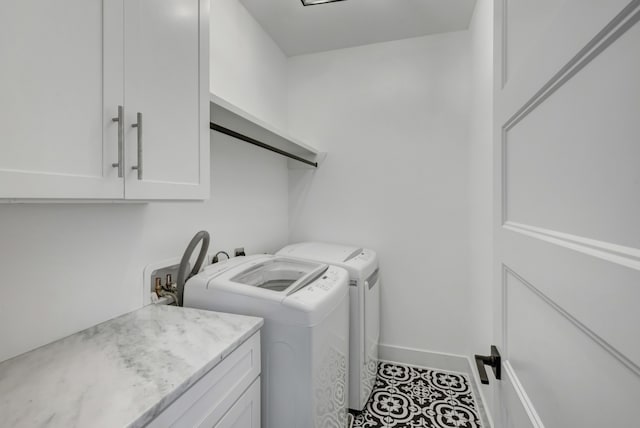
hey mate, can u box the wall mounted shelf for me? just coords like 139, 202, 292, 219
210, 93, 324, 168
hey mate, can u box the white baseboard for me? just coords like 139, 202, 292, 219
378, 343, 472, 373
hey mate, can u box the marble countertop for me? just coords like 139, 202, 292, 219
0, 305, 263, 428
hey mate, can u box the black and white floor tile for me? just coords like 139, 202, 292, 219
350, 361, 483, 428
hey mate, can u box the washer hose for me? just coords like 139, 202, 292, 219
176, 231, 210, 306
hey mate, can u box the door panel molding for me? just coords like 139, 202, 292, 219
500, 1, 640, 224
502, 0, 640, 132
503, 361, 544, 428
504, 222, 640, 271
502, 232, 640, 366
502, 265, 640, 378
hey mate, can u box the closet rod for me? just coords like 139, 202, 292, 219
210, 122, 318, 168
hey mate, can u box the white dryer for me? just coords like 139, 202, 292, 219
277, 242, 380, 412
183, 255, 349, 428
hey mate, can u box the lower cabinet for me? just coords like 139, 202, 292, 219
148, 332, 261, 428
215, 378, 260, 428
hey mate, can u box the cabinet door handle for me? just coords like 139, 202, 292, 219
131, 112, 143, 180
111, 105, 124, 178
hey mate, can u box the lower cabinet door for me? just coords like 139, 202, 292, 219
147, 332, 260, 428
215, 378, 260, 428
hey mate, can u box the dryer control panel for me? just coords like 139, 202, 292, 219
344, 248, 378, 279
349, 250, 373, 263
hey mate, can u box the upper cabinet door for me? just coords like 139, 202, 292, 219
123, 0, 210, 200
0, 0, 124, 199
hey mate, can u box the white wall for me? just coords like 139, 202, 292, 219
210, 0, 288, 129
0, 0, 289, 363
287, 32, 473, 355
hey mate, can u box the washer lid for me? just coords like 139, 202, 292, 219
230, 258, 329, 296
278, 242, 362, 264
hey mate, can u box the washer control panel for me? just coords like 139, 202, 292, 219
303, 268, 341, 293
288, 266, 349, 310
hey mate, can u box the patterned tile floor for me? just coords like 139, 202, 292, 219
350, 361, 483, 428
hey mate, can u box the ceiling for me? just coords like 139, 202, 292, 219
239, 0, 478, 56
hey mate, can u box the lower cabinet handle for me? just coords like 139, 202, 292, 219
111, 105, 124, 178
131, 112, 143, 180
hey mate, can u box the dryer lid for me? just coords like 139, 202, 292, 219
278, 242, 362, 264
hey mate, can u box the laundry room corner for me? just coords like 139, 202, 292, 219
286, 31, 474, 359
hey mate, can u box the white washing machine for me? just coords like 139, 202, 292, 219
183, 255, 350, 428
277, 242, 380, 412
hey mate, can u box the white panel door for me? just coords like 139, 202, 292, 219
123, 0, 209, 200
492, 1, 640, 427
0, 0, 124, 199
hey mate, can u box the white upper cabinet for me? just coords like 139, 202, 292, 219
0, 0, 209, 201
0, 0, 124, 199
124, 0, 209, 200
